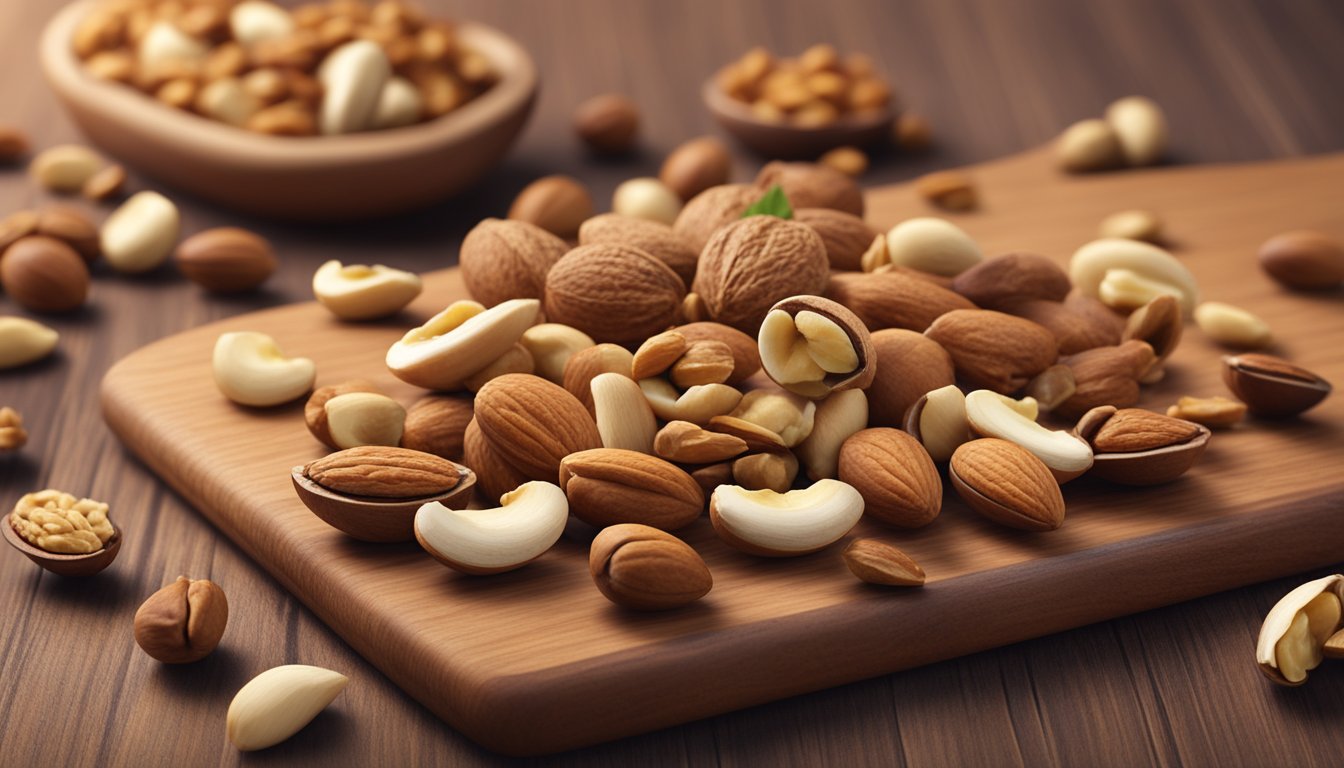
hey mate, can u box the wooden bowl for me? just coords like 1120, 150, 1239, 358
702, 77, 895, 159
3, 517, 123, 577
40, 1, 538, 221
292, 463, 476, 543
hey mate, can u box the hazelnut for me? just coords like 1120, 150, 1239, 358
659, 136, 733, 202
507, 175, 594, 239
133, 577, 229, 663
0, 236, 90, 313
1257, 231, 1344, 291
573, 93, 640, 155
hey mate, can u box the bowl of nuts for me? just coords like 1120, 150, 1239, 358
704, 45, 896, 158
40, 0, 538, 220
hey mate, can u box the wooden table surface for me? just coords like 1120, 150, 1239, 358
3, 0, 1343, 765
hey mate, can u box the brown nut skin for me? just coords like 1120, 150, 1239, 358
924, 309, 1059, 394
672, 183, 760, 253
1005, 293, 1125, 356
460, 218, 570, 307
0, 236, 90, 313
1055, 340, 1157, 420
949, 438, 1065, 532
1257, 231, 1344, 290
1074, 406, 1211, 485
842, 539, 926, 586
35, 206, 101, 263
473, 374, 602, 482
544, 244, 686, 344
174, 227, 277, 293
304, 380, 380, 449
951, 252, 1071, 310
559, 448, 704, 531
401, 394, 474, 461
562, 343, 635, 414
673, 322, 761, 385
693, 216, 829, 335
838, 428, 942, 528
573, 93, 640, 155
589, 524, 712, 610
1222, 353, 1332, 418
660, 136, 733, 202
826, 271, 975, 333
462, 418, 531, 502
754, 161, 864, 217
133, 577, 228, 664
578, 214, 698, 288
794, 208, 878, 271
866, 329, 956, 428
762, 295, 876, 398
507, 175, 594, 240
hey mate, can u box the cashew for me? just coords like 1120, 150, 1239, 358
1070, 239, 1199, 314
414, 481, 568, 574
213, 332, 316, 407
729, 389, 816, 447
1194, 301, 1272, 349
137, 21, 207, 73
639, 378, 742, 424
319, 40, 390, 135
463, 343, 534, 391
29, 145, 102, 193
913, 384, 969, 462
1256, 574, 1344, 685
1098, 268, 1184, 312
709, 480, 865, 556
519, 323, 595, 383
0, 316, 59, 370
884, 217, 983, 276
612, 178, 682, 225
372, 77, 424, 130
312, 260, 423, 321
324, 392, 405, 449
591, 373, 657, 454
101, 191, 180, 274
1105, 96, 1168, 167
385, 298, 538, 390
964, 389, 1093, 481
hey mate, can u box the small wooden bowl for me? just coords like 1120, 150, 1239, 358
292, 464, 477, 543
702, 78, 895, 159
40, 1, 538, 220
3, 518, 123, 577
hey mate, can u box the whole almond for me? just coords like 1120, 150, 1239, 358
659, 136, 732, 202
400, 394, 473, 461
949, 438, 1065, 531
544, 244, 686, 343
462, 418, 531, 501
0, 210, 38, 253
754, 161, 863, 216
562, 343, 635, 413
459, 218, 570, 307
589, 524, 712, 610
794, 208, 879, 271
674, 322, 761, 385
838, 428, 942, 528
826, 271, 975, 333
866, 329, 956, 428
842, 539, 926, 586
573, 93, 640, 155
507, 175, 593, 239
578, 214, 698, 287
915, 170, 977, 211
35, 207, 100, 263
175, 227, 277, 293
1056, 340, 1156, 419
951, 252, 1071, 309
473, 374, 602, 480
693, 216, 829, 334
654, 420, 748, 464
1006, 292, 1125, 355
1087, 408, 1202, 452
672, 183, 758, 252
0, 236, 90, 313
304, 446, 464, 499
1257, 231, 1344, 290
559, 448, 703, 531
925, 309, 1059, 394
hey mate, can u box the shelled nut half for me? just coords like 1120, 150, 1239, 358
0, 316, 59, 369
842, 539, 926, 587
1256, 574, 1344, 686
904, 384, 970, 462
1070, 238, 1199, 314
964, 389, 1093, 482
385, 299, 538, 390
640, 379, 742, 425
709, 480, 865, 557
213, 332, 315, 407
313, 260, 423, 321
227, 665, 349, 751
758, 296, 875, 399
589, 524, 712, 610
1074, 406, 1210, 485
559, 449, 703, 531
949, 438, 1065, 532
414, 481, 569, 574
1222, 353, 1332, 418
133, 577, 228, 664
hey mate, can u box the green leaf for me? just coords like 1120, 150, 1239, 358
740, 185, 793, 220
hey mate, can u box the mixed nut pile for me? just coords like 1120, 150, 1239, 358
714, 44, 894, 127
72, 0, 495, 136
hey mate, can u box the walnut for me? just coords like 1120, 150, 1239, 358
9, 490, 114, 554
0, 407, 26, 451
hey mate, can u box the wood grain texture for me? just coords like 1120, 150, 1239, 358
3, 0, 1344, 765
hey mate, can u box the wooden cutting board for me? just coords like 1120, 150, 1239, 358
101, 148, 1344, 756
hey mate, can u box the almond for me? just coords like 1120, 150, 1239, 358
1074, 406, 1211, 485
0, 236, 90, 313
673, 322, 761, 385
924, 309, 1058, 394
654, 420, 749, 463
865, 329, 956, 428
304, 446, 464, 499
838, 428, 942, 528
559, 448, 703, 530
915, 170, 977, 211
473, 373, 602, 480
35, 206, 101, 263
631, 331, 688, 380
462, 418, 530, 501
401, 394, 474, 461
459, 218, 569, 307
563, 343, 635, 413
672, 183, 758, 252
589, 524, 712, 610
507, 175, 593, 239
1122, 294, 1183, 373
1056, 340, 1156, 419
842, 539, 926, 587
578, 213, 698, 287
669, 340, 735, 388
1222, 353, 1332, 418
951, 252, 1071, 310
573, 93, 640, 155
794, 208, 878, 271
693, 216, 829, 334
1085, 407, 1201, 453
174, 227, 277, 293
544, 244, 686, 343
754, 161, 864, 216
949, 438, 1065, 531
660, 136, 732, 202
1258, 231, 1344, 291
825, 271, 975, 333
1005, 292, 1125, 355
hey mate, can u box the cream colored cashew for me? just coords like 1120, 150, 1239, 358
916, 384, 970, 462
1256, 574, 1343, 685
0, 317, 59, 369
386, 298, 538, 390
520, 323, 595, 383
1070, 239, 1199, 313
711, 480, 865, 555
101, 191, 180, 274
324, 392, 405, 449
796, 389, 867, 480
312, 260, 423, 321
414, 481, 568, 573
964, 390, 1093, 477
639, 379, 742, 424
213, 332, 316, 407
592, 373, 657, 453
729, 389, 816, 447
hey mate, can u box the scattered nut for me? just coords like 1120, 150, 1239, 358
964, 389, 1094, 482
29, 144, 102, 192
1074, 406, 1210, 485
385, 299, 537, 390
324, 392, 405, 449
654, 420, 749, 464
669, 340, 735, 388
559, 448, 703, 530
827, 270, 974, 333
838, 428, 942, 528
227, 665, 349, 751
508, 175, 594, 239
612, 178, 682, 225
9, 489, 113, 554
1070, 238, 1199, 313
415, 481, 569, 574
0, 317, 59, 369
1024, 365, 1077, 413
458, 217, 569, 307
818, 146, 868, 178
693, 215, 829, 334
951, 252, 1072, 310
1257, 231, 1344, 291
884, 217, 982, 276
754, 161, 864, 216
1055, 340, 1157, 419
573, 93, 640, 154
101, 191, 180, 274
1056, 118, 1124, 173
1122, 294, 1183, 380
519, 323, 595, 384
578, 214, 698, 287
563, 343, 635, 413
731, 451, 799, 493
591, 372, 658, 454
893, 112, 932, 151
0, 236, 90, 313
213, 331, 316, 407
672, 183, 758, 252
35, 206, 100, 263
1194, 301, 1272, 349
589, 524, 712, 610
134, 577, 229, 663
639, 379, 742, 425
544, 244, 685, 344
1165, 395, 1246, 429
915, 170, 977, 211
660, 136, 733, 202
709, 480, 865, 557
794, 208, 879, 272
1105, 96, 1168, 167
1255, 574, 1343, 686
304, 380, 379, 448
1222, 353, 1332, 418
1099, 209, 1163, 243
0, 407, 27, 451
842, 539, 925, 587
473, 373, 602, 481
401, 394, 473, 460
904, 384, 969, 462
176, 227, 277, 293
82, 163, 127, 201
729, 388, 816, 447
0, 124, 30, 162
925, 309, 1058, 394
795, 389, 867, 481
949, 439, 1065, 531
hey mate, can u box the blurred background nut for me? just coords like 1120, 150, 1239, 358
175, 227, 277, 293
133, 577, 229, 664
611, 178, 682, 225
312, 260, 422, 320
1222, 353, 1332, 418
893, 112, 933, 151
915, 170, 977, 211
1069, 238, 1199, 313
1194, 301, 1272, 349
1056, 118, 1123, 172
573, 93, 640, 155
1166, 395, 1246, 429
885, 217, 982, 276
589, 523, 712, 611
0, 236, 90, 313
101, 191, 180, 274
0, 317, 59, 369
35, 206, 101, 262
659, 136, 733, 202
1257, 230, 1344, 290
671, 183, 758, 252
0, 407, 27, 451
1099, 209, 1164, 243
507, 175, 594, 239
0, 124, 30, 162
29, 144, 102, 192
754, 161, 863, 216
1105, 96, 1168, 167
305, 380, 380, 448
459, 218, 569, 307
82, 163, 127, 201
794, 208, 878, 272
818, 146, 868, 178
